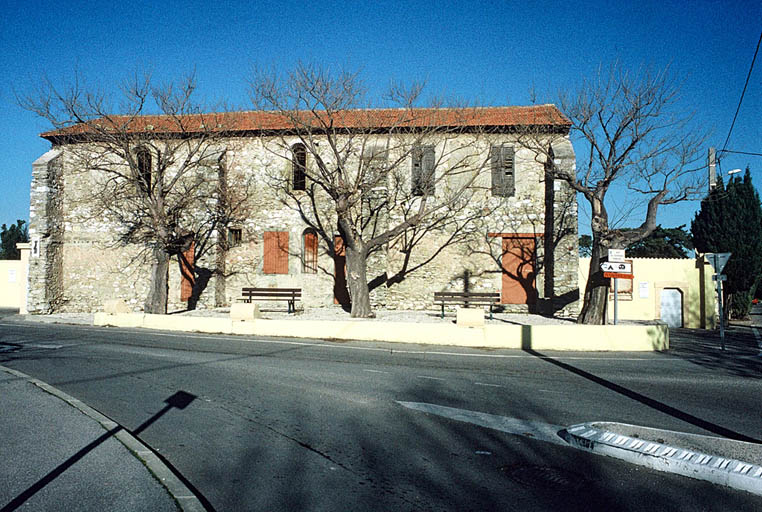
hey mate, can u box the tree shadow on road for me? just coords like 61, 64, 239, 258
665, 325, 761, 379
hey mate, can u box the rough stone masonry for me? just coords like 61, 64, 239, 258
26, 106, 579, 316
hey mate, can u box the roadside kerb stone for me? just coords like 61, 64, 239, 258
1, 365, 205, 512
562, 422, 762, 496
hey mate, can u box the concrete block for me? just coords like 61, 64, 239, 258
103, 299, 130, 314
456, 307, 485, 327
231, 302, 261, 321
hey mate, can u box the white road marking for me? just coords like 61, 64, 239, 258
363, 369, 389, 374
397, 401, 565, 445
474, 382, 502, 388
417, 376, 445, 381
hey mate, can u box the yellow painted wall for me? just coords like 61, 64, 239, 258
579, 257, 716, 329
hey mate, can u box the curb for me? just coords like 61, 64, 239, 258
0, 365, 205, 512
562, 422, 762, 496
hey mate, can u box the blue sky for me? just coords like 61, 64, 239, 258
1, 0, 759, 235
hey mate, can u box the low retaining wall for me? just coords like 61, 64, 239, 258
93, 313, 669, 351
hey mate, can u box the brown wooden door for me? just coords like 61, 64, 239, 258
333, 235, 350, 307
180, 241, 195, 302
501, 236, 537, 304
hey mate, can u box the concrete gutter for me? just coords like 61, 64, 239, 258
92, 312, 669, 351
562, 422, 762, 496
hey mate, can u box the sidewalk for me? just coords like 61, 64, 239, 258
0, 366, 198, 512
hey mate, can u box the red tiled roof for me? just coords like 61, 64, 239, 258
41, 105, 570, 140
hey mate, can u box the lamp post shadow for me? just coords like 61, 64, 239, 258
1, 391, 210, 512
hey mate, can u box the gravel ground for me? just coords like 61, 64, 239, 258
16, 306, 579, 326
174, 306, 576, 325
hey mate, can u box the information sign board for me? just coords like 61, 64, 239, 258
608, 249, 625, 263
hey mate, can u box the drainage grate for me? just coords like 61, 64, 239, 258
500, 464, 588, 493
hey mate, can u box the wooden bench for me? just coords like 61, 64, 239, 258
434, 291, 501, 319
240, 288, 301, 313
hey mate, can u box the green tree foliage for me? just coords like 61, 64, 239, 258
692, 168, 762, 318
579, 234, 592, 257
0, 220, 28, 259
625, 225, 693, 258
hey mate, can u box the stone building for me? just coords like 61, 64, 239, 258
27, 105, 579, 315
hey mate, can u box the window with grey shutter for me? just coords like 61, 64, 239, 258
491, 145, 515, 197
412, 145, 435, 196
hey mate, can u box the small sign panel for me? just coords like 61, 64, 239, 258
639, 282, 649, 298
31, 237, 40, 258
8, 269, 16, 283
608, 249, 625, 263
706, 252, 731, 274
601, 261, 632, 273
604, 272, 634, 279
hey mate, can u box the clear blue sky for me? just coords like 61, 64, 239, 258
1, 0, 760, 235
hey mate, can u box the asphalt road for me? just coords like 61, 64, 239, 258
1, 317, 761, 511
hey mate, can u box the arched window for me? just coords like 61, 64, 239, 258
303, 228, 318, 273
136, 148, 152, 193
292, 143, 306, 191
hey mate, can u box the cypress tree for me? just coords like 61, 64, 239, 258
692, 168, 762, 318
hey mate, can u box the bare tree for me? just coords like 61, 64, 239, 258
518, 63, 707, 324
21, 72, 252, 313
249, 64, 497, 318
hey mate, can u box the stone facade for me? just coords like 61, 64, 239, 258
27, 107, 579, 316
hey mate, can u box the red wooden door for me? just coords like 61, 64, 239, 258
333, 235, 350, 306
501, 237, 537, 304
180, 241, 195, 302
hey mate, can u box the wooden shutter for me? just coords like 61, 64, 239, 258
422, 146, 435, 196
180, 241, 195, 302
411, 146, 423, 196
303, 231, 318, 273
263, 231, 289, 274
490, 145, 504, 196
503, 146, 515, 197
412, 145, 435, 196
292, 144, 306, 191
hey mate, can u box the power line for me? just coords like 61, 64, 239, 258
720, 30, 762, 154
718, 149, 762, 157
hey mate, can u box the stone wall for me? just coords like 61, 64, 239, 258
28, 131, 579, 316
27, 149, 64, 314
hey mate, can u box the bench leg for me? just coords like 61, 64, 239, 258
441, 305, 444, 319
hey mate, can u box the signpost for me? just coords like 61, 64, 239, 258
705, 252, 731, 350
601, 256, 633, 325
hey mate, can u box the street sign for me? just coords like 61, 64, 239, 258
608, 249, 625, 263
706, 252, 731, 274
604, 272, 634, 279
712, 274, 728, 282
600, 261, 632, 273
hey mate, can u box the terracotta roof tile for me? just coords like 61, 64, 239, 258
41, 105, 569, 140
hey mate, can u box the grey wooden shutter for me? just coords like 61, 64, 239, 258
503, 146, 515, 197
411, 146, 423, 196
490, 145, 504, 196
422, 145, 435, 196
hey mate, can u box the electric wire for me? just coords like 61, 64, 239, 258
720, 30, 762, 155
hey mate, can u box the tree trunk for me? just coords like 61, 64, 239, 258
577, 239, 608, 324
344, 243, 374, 318
145, 247, 170, 314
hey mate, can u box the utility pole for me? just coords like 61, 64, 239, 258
708, 147, 717, 192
